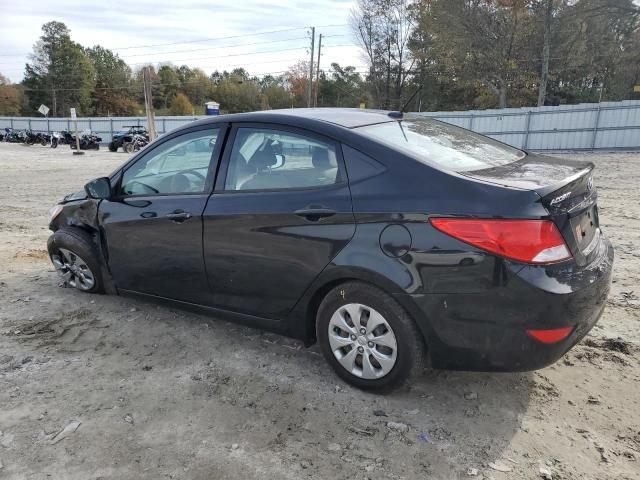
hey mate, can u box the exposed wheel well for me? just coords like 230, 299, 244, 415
54, 224, 117, 294
304, 276, 428, 353
305, 278, 356, 345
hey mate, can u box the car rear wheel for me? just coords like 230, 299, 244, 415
108, 142, 117, 152
124, 142, 134, 154
317, 282, 425, 391
47, 228, 105, 294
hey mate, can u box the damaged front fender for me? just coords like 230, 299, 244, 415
49, 197, 100, 233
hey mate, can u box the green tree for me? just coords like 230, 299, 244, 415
318, 63, 368, 107
413, 0, 535, 109
86, 45, 139, 115
213, 71, 262, 113
260, 75, 291, 109
22, 21, 95, 116
157, 64, 181, 109
169, 92, 194, 115
548, 0, 640, 103
178, 67, 214, 107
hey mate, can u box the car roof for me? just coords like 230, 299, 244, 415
264, 108, 395, 128
187, 108, 396, 130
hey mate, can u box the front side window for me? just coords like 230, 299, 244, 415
355, 117, 526, 172
120, 129, 219, 196
224, 128, 339, 191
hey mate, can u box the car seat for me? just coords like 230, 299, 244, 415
239, 140, 290, 190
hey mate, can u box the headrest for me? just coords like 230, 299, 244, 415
248, 140, 277, 170
312, 147, 330, 169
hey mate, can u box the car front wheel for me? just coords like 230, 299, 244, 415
47, 228, 105, 294
317, 282, 425, 391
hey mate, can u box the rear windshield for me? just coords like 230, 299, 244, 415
355, 117, 526, 172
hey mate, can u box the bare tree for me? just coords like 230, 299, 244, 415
351, 0, 416, 109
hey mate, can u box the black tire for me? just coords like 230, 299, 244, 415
47, 228, 105, 294
316, 281, 425, 392
108, 142, 117, 152
124, 142, 134, 154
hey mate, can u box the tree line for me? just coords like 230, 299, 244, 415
0, 22, 368, 117
1, 0, 639, 117
353, 0, 640, 110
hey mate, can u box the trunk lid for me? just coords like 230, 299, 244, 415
462, 154, 599, 266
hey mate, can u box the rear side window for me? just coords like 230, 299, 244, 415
224, 127, 339, 191
355, 117, 525, 172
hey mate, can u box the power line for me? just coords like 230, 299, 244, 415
117, 36, 309, 59
126, 46, 307, 67
0, 42, 360, 72
0, 24, 350, 57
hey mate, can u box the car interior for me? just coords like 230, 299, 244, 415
120, 134, 217, 195
225, 130, 339, 191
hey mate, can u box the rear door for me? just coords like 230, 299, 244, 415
202, 123, 355, 319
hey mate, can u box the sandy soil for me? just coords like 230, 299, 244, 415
0, 143, 638, 480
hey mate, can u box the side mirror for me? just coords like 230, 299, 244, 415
84, 177, 112, 199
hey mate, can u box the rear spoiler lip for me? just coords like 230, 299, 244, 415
535, 162, 594, 198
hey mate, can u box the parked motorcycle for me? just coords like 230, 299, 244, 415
37, 132, 51, 146
123, 133, 148, 153
50, 132, 62, 148
2, 128, 20, 143
69, 131, 102, 150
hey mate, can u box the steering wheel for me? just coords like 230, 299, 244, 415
125, 180, 159, 194
182, 169, 207, 181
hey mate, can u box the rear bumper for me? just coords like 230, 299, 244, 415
396, 234, 614, 372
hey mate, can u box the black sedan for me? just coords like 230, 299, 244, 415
47, 109, 613, 390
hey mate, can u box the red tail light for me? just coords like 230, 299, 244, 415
430, 218, 572, 264
526, 327, 574, 344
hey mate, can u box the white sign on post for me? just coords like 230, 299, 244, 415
70, 108, 77, 119
38, 104, 50, 116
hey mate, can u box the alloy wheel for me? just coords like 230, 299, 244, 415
51, 248, 96, 291
328, 303, 398, 379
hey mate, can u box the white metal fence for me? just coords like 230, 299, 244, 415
415, 100, 640, 151
1, 100, 639, 151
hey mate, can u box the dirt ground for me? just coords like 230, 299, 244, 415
0, 143, 638, 480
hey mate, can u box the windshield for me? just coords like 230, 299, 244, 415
355, 117, 526, 172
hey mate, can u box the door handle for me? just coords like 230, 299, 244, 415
294, 206, 336, 221
166, 210, 192, 223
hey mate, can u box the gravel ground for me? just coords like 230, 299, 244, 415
0, 143, 638, 480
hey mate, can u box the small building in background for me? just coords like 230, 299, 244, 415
204, 101, 220, 116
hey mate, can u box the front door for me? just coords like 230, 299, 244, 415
202, 124, 355, 319
100, 126, 224, 303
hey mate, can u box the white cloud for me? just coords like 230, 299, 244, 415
0, 0, 367, 82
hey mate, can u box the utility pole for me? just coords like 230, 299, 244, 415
307, 27, 315, 108
537, 0, 553, 107
143, 67, 158, 141
313, 33, 322, 108
52, 89, 57, 117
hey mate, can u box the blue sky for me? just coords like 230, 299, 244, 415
0, 0, 366, 82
